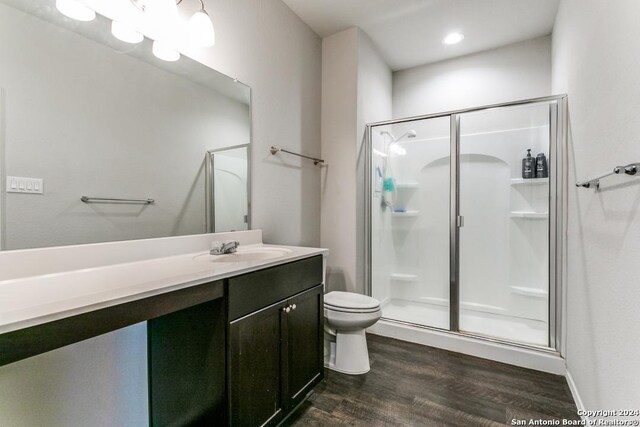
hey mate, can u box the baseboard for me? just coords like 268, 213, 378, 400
566, 370, 587, 422
368, 319, 566, 375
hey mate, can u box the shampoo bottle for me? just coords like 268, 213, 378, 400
535, 153, 548, 178
522, 149, 535, 179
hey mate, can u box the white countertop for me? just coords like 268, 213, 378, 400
0, 231, 327, 334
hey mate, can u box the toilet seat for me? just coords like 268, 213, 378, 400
324, 291, 380, 312
324, 304, 380, 314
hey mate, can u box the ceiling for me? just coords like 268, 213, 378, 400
281, 0, 560, 71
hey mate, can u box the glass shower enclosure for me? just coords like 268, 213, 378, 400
365, 95, 566, 349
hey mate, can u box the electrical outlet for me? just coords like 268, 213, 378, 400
6, 176, 43, 194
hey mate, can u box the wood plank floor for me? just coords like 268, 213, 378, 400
284, 334, 578, 426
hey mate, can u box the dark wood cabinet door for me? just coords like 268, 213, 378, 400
148, 298, 226, 427
283, 284, 324, 410
228, 301, 286, 427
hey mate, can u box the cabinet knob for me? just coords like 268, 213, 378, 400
292, 304, 297, 310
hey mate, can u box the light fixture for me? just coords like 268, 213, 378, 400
55, 0, 217, 62
55, 0, 96, 21
188, 7, 215, 47
152, 40, 180, 62
111, 20, 144, 44
442, 32, 464, 45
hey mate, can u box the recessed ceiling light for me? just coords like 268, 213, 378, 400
443, 32, 464, 45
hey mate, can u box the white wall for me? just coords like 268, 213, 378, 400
393, 36, 552, 118
321, 27, 392, 294
552, 0, 640, 411
0, 1, 321, 425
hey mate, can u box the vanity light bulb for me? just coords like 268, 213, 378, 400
152, 40, 180, 62
55, 0, 96, 22
111, 21, 144, 44
188, 10, 216, 47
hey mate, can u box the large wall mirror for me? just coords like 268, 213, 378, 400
0, 0, 251, 250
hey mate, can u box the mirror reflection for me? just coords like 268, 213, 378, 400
0, 0, 251, 250
206, 145, 250, 233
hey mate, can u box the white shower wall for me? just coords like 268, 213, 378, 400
371, 103, 551, 346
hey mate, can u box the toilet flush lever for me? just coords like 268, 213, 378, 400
457, 215, 465, 228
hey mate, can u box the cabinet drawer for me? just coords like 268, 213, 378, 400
227, 255, 323, 321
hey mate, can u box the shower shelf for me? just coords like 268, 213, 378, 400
509, 211, 548, 219
392, 210, 419, 217
390, 273, 418, 282
510, 178, 549, 186
395, 182, 419, 189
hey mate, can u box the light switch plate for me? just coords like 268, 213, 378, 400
6, 176, 44, 194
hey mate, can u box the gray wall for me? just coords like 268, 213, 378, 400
393, 36, 552, 118
0, 3, 250, 250
356, 31, 393, 293
320, 28, 359, 293
320, 27, 392, 294
186, 0, 322, 248
552, 0, 640, 410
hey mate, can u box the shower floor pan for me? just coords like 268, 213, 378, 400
380, 298, 547, 347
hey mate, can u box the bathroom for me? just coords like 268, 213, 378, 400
0, 0, 639, 426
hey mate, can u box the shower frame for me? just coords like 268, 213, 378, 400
363, 94, 568, 353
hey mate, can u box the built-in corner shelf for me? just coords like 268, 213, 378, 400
510, 178, 549, 186
511, 286, 548, 299
510, 211, 548, 219
395, 182, 419, 189
392, 210, 419, 217
390, 273, 418, 282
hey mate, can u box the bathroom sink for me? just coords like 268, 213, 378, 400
193, 247, 293, 264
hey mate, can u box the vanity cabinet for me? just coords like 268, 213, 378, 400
227, 255, 324, 427
148, 255, 324, 427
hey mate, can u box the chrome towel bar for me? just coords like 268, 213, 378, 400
81, 196, 155, 204
576, 162, 640, 188
270, 146, 324, 166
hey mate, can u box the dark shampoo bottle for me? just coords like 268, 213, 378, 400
522, 149, 535, 179
536, 153, 549, 178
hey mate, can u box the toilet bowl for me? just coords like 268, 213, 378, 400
324, 291, 381, 375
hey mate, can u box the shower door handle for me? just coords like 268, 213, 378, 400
457, 215, 465, 228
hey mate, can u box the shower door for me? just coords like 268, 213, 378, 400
369, 116, 451, 330
456, 102, 555, 347
367, 96, 565, 350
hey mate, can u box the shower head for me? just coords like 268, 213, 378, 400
380, 129, 417, 142
380, 130, 395, 141
397, 130, 417, 141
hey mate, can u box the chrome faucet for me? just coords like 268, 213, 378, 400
210, 240, 240, 255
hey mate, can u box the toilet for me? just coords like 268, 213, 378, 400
324, 291, 382, 375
